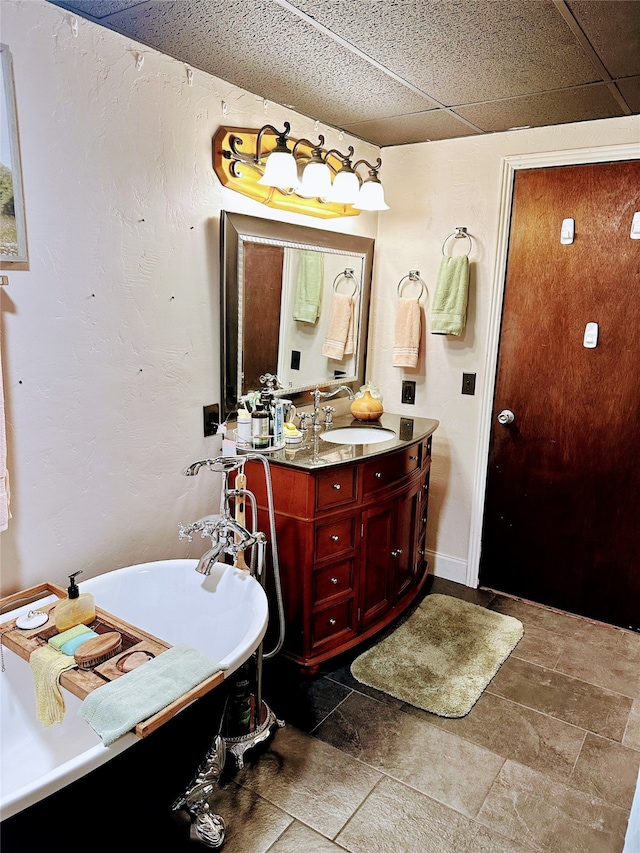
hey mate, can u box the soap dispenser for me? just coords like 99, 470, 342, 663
54, 570, 96, 632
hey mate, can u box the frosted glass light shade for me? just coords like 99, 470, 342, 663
329, 169, 360, 204
298, 160, 332, 198
354, 179, 389, 211
258, 151, 299, 189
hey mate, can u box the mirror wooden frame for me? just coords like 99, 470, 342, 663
220, 211, 374, 421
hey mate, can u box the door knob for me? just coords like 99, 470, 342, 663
497, 409, 515, 425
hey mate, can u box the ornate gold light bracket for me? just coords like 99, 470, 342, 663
212, 126, 360, 219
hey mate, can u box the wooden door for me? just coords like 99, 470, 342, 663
480, 160, 640, 631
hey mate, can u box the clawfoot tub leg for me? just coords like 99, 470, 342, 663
172, 735, 227, 849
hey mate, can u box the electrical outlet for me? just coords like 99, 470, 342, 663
401, 380, 416, 405
203, 403, 219, 436
462, 373, 476, 395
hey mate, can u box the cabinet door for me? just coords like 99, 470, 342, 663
393, 479, 421, 600
360, 499, 395, 627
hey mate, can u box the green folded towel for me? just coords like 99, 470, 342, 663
78, 644, 225, 745
430, 255, 470, 336
293, 250, 324, 324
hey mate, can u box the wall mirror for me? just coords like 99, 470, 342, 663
220, 211, 374, 420
0, 44, 28, 268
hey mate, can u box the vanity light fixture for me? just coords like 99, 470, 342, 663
212, 123, 388, 219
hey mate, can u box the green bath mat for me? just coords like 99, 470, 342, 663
351, 594, 524, 718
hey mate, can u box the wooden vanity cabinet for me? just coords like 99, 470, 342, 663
246, 434, 432, 673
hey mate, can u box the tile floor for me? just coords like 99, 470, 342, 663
2, 577, 639, 853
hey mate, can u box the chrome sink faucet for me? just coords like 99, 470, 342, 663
311, 385, 355, 430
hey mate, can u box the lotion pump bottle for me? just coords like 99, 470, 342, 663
54, 570, 96, 632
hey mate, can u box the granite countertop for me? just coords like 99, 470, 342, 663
233, 411, 439, 471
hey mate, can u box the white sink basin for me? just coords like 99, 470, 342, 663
320, 426, 396, 445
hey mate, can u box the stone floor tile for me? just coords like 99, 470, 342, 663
407, 690, 586, 780
266, 820, 349, 852
510, 622, 566, 668
428, 576, 498, 607
623, 700, 640, 750
202, 780, 294, 853
263, 659, 352, 733
569, 733, 640, 810
335, 775, 536, 853
314, 691, 504, 818
325, 661, 404, 708
553, 640, 640, 699
477, 760, 629, 853
490, 596, 640, 660
233, 724, 380, 838
488, 655, 633, 740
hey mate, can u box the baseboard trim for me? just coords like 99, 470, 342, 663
428, 551, 468, 586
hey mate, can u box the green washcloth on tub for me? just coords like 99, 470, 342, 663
430, 254, 470, 336
78, 644, 225, 745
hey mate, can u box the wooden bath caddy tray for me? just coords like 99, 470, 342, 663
0, 582, 225, 738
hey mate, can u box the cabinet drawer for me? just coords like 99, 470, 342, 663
313, 558, 355, 605
312, 599, 356, 648
315, 466, 357, 511
314, 515, 356, 561
363, 444, 421, 494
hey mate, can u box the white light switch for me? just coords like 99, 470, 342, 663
631, 212, 640, 240
583, 322, 598, 349
561, 218, 575, 245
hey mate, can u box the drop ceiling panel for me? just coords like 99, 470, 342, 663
456, 84, 624, 133
48, 0, 640, 146
568, 1, 640, 78
69, 0, 435, 127
344, 109, 480, 147
289, 0, 600, 105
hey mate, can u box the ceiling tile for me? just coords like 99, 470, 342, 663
289, 0, 600, 105
80, 0, 436, 127
568, 1, 640, 78
455, 84, 624, 133
343, 109, 480, 147
54, 0, 147, 17
617, 76, 640, 113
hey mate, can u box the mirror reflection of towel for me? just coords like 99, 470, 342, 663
393, 297, 421, 368
322, 293, 354, 360
293, 250, 324, 324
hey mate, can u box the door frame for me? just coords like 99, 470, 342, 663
466, 142, 640, 589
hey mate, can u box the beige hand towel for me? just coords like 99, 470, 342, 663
30, 645, 77, 726
430, 255, 469, 336
393, 297, 421, 368
322, 293, 354, 360
0, 345, 9, 532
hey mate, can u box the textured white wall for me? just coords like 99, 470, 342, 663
2, 1, 637, 596
370, 116, 640, 582
0, 1, 378, 594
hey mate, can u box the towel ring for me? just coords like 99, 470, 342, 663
333, 269, 359, 298
441, 227, 472, 257
397, 270, 427, 301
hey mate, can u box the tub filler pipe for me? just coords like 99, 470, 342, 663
173, 454, 285, 848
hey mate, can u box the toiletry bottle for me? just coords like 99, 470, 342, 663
251, 403, 269, 448
236, 406, 252, 447
54, 571, 96, 632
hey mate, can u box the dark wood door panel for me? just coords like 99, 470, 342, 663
481, 160, 640, 630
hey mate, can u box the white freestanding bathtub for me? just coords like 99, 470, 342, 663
0, 559, 268, 820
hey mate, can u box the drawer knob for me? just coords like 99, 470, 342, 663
374, 471, 382, 479
331, 534, 340, 541
333, 483, 341, 490
328, 618, 337, 626
330, 577, 339, 585
410, 455, 418, 461
391, 548, 403, 557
